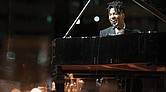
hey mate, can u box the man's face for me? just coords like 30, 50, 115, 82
108, 8, 125, 29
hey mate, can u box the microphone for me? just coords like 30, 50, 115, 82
63, 0, 91, 38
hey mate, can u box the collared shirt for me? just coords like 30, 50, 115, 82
115, 28, 125, 35
114, 23, 125, 35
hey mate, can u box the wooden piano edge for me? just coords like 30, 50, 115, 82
60, 63, 166, 72
51, 63, 166, 80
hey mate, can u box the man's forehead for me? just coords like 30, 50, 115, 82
109, 8, 116, 14
109, 8, 123, 14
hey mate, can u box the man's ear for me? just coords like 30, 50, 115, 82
122, 13, 125, 18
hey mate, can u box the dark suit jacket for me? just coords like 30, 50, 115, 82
99, 26, 143, 92
100, 26, 141, 37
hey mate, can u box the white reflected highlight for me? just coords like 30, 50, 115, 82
76, 19, 80, 24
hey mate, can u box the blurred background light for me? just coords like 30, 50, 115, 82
94, 16, 100, 22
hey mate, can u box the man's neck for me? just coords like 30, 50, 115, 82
117, 23, 125, 30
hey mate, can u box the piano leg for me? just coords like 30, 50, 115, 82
53, 66, 65, 92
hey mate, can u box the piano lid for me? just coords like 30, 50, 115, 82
132, 0, 166, 22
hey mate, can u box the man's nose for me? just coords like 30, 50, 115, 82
111, 15, 116, 20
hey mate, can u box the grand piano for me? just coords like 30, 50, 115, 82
51, 0, 166, 92
53, 33, 166, 65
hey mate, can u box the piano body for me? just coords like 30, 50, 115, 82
53, 33, 166, 65
52, 33, 166, 92
51, 0, 166, 92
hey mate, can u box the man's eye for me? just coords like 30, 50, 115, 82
109, 13, 114, 16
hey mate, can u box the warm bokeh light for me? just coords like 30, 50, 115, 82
31, 88, 41, 92
11, 88, 21, 92
52, 81, 56, 91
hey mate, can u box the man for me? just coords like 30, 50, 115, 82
100, 0, 140, 37
99, 1, 143, 92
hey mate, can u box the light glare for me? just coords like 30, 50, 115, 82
94, 16, 100, 22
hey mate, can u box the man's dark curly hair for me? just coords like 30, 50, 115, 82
107, 0, 124, 14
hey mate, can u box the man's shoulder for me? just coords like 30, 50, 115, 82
100, 26, 114, 37
125, 28, 141, 34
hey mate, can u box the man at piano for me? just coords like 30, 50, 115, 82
100, 0, 140, 37
99, 1, 143, 92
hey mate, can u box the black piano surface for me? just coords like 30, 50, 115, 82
53, 32, 166, 66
